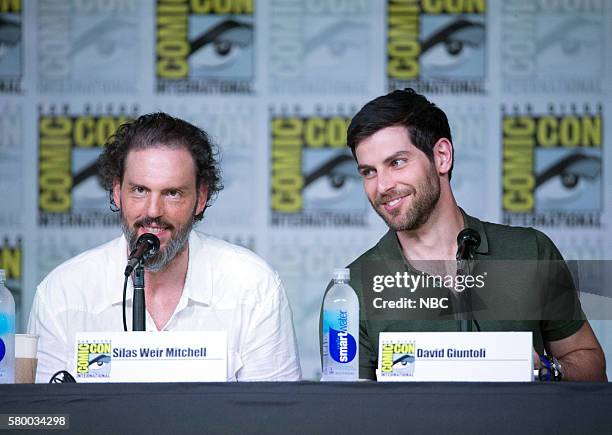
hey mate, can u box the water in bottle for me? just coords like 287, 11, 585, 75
322, 268, 359, 381
0, 269, 15, 383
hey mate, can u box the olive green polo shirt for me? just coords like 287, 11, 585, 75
324, 210, 585, 380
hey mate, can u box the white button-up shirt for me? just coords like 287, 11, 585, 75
28, 231, 301, 382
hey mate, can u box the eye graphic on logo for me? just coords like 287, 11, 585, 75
189, 19, 253, 69
304, 21, 365, 67
71, 17, 137, 63
536, 17, 600, 59
88, 354, 111, 369
421, 18, 485, 71
535, 152, 601, 204
303, 154, 360, 206
0, 16, 21, 61
393, 354, 415, 367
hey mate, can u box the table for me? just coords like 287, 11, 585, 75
1, 382, 610, 434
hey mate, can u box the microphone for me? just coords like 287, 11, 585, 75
454, 229, 481, 332
456, 228, 481, 261
124, 233, 160, 277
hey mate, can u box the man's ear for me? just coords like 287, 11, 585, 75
433, 138, 453, 176
112, 178, 121, 208
196, 184, 209, 216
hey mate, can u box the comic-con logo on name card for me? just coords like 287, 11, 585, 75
387, 0, 486, 95
38, 103, 138, 227
0, 236, 22, 316
0, 0, 22, 93
37, 0, 141, 94
502, 0, 604, 94
270, 105, 367, 227
76, 340, 112, 378
268, 0, 370, 94
502, 104, 603, 228
156, 0, 254, 94
380, 340, 416, 377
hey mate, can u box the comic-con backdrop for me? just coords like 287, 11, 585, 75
1, 0, 611, 380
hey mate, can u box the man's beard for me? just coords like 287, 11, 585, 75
121, 213, 195, 273
371, 164, 441, 232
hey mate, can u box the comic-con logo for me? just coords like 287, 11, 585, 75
0, 0, 22, 93
37, 0, 140, 93
156, 0, 254, 94
380, 341, 416, 376
387, 0, 486, 94
502, 0, 604, 93
76, 340, 112, 378
0, 236, 22, 313
38, 104, 138, 227
270, 107, 367, 227
502, 104, 603, 227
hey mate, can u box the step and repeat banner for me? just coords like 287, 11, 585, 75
1, 0, 611, 379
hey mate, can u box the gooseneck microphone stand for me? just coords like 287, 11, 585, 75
455, 229, 481, 332
122, 233, 159, 332
132, 265, 146, 331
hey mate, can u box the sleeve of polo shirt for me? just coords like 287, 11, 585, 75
27, 283, 71, 383
237, 275, 301, 381
535, 229, 585, 342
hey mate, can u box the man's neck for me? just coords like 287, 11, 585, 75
396, 191, 464, 262
141, 246, 190, 330
144, 247, 189, 294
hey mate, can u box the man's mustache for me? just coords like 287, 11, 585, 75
374, 187, 415, 206
133, 217, 175, 230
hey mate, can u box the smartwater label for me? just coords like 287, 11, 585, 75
324, 309, 356, 364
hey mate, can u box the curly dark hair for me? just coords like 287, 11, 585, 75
97, 112, 223, 221
347, 88, 454, 180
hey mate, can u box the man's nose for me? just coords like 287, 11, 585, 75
146, 194, 164, 218
377, 169, 396, 193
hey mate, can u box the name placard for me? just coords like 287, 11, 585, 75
377, 332, 532, 382
74, 331, 227, 382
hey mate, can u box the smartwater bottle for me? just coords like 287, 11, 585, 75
322, 268, 359, 381
0, 269, 15, 383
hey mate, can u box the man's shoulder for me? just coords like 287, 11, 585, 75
346, 232, 391, 270
192, 231, 274, 272
43, 237, 123, 279
473, 216, 559, 260
36, 236, 125, 300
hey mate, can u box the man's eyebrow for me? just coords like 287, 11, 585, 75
357, 151, 411, 171
383, 151, 410, 165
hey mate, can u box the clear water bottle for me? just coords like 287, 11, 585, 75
321, 268, 359, 381
0, 269, 15, 383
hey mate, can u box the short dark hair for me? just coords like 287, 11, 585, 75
347, 88, 454, 179
97, 112, 223, 221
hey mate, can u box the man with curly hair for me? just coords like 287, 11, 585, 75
28, 113, 301, 382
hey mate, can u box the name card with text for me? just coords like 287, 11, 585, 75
377, 331, 532, 382
74, 331, 227, 382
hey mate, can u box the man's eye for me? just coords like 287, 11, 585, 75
167, 190, 181, 198
360, 169, 374, 178
133, 187, 145, 194
391, 159, 405, 167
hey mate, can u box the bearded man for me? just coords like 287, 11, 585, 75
28, 113, 301, 382
321, 89, 606, 381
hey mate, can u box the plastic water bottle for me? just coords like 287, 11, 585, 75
0, 269, 15, 383
321, 268, 359, 381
